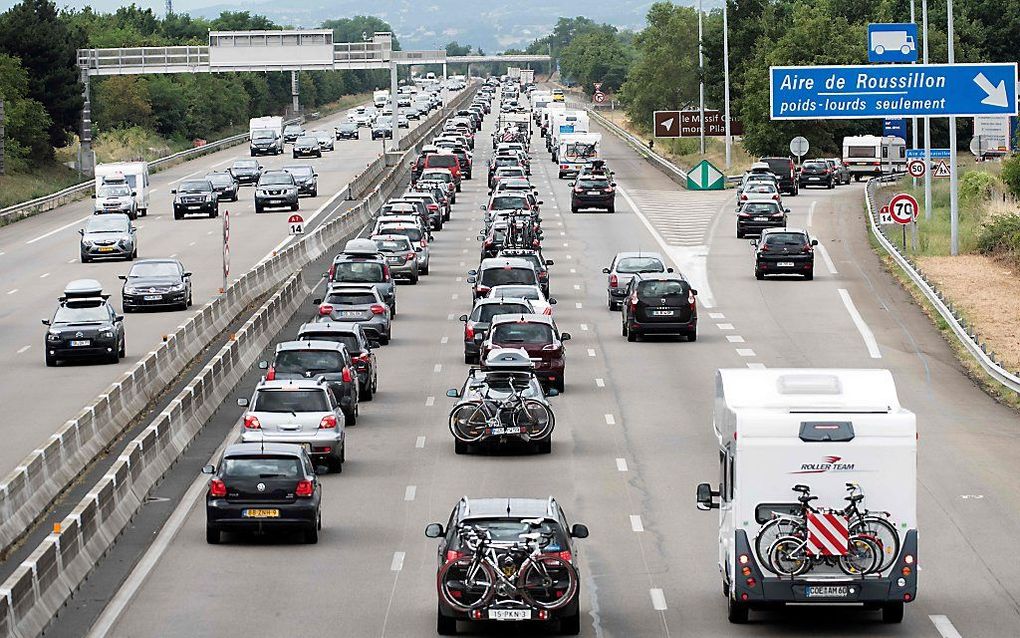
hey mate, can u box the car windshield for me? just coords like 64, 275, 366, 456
616, 257, 664, 274
273, 349, 342, 374
206, 173, 232, 186
340, 123, 356, 131
253, 389, 329, 413
491, 196, 528, 210
743, 202, 781, 214
764, 232, 808, 247
427, 155, 457, 168
455, 519, 565, 551
261, 174, 293, 186
252, 130, 275, 140
128, 262, 180, 278
297, 136, 317, 145
481, 267, 537, 287
326, 292, 377, 306
300, 332, 361, 353
84, 216, 129, 233
492, 322, 553, 344
490, 286, 539, 300
285, 125, 302, 134
373, 238, 412, 252
233, 161, 258, 170
222, 456, 302, 479
333, 262, 384, 282
53, 303, 109, 323
381, 226, 422, 242
638, 280, 688, 297
179, 181, 211, 193
474, 303, 531, 323
97, 184, 131, 197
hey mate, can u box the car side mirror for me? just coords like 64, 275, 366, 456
749, 240, 758, 247
424, 523, 445, 538
570, 523, 589, 539
538, 200, 544, 205
568, 181, 575, 187
237, 397, 250, 407
131, 191, 137, 196
467, 270, 478, 276
811, 239, 819, 246
784, 208, 792, 214
458, 314, 469, 322
480, 204, 487, 211
312, 298, 322, 305
90, 194, 96, 199
667, 267, 674, 273
691, 289, 699, 296
560, 332, 571, 341
546, 388, 559, 397
41, 319, 51, 326
549, 298, 557, 305
696, 482, 720, 510
368, 340, 381, 349
257, 361, 268, 370
114, 314, 124, 322
611, 182, 617, 187
466, 276, 476, 284
184, 272, 192, 277
314, 465, 329, 475
171, 189, 176, 194
118, 275, 127, 281
602, 267, 610, 274
446, 388, 460, 398
545, 259, 554, 266
201, 464, 215, 475
79, 229, 85, 236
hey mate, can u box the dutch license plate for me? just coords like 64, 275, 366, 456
652, 310, 674, 316
778, 261, 795, 267
754, 217, 768, 221
144, 295, 161, 301
242, 509, 280, 519
488, 609, 531, 621
804, 585, 849, 598
70, 340, 90, 347
489, 426, 523, 436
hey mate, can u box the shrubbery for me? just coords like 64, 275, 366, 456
977, 213, 1020, 266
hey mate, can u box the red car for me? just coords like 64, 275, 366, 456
479, 314, 570, 392
423, 152, 462, 190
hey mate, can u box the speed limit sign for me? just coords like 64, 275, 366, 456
907, 160, 926, 178
888, 193, 919, 225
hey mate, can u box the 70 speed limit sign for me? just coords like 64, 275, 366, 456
887, 193, 919, 225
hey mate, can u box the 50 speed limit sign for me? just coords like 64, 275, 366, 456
907, 159, 926, 178
888, 193, 919, 225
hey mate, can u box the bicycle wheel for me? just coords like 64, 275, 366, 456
850, 516, 900, 572
438, 556, 496, 611
767, 536, 812, 577
513, 400, 554, 439
448, 401, 489, 443
517, 555, 578, 610
755, 517, 801, 571
839, 536, 880, 575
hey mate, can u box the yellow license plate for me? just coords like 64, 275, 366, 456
98, 247, 114, 252
242, 509, 280, 518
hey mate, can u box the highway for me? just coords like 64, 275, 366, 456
0, 96, 458, 481
41, 100, 1020, 637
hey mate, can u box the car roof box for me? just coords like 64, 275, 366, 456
482, 348, 535, 371
61, 279, 105, 300
343, 238, 382, 255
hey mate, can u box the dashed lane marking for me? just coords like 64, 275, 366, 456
630, 515, 644, 532
16, 345, 31, 354
587, 349, 596, 357
40, 272, 50, 278
817, 243, 838, 275
26, 214, 91, 245
726, 335, 745, 343
716, 323, 734, 330
433, 364, 442, 373
425, 396, 435, 407
595, 378, 605, 387
709, 312, 725, 319
575, 302, 583, 309
604, 414, 616, 425
415, 436, 426, 448
616, 458, 628, 471
650, 588, 668, 611
736, 348, 756, 357
838, 288, 881, 359
440, 336, 449, 344
391, 552, 405, 571
929, 615, 963, 638
747, 362, 767, 370
404, 486, 417, 501
6, 289, 17, 295
579, 323, 588, 331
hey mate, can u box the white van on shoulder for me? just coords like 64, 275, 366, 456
94, 162, 150, 219
697, 368, 917, 625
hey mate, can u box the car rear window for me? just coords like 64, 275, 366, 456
454, 519, 566, 551
300, 332, 362, 354
380, 226, 422, 242
480, 267, 537, 287
326, 292, 377, 305
273, 349, 343, 374
764, 232, 808, 246
490, 196, 528, 210
804, 161, 827, 170
474, 303, 531, 323
577, 178, 609, 189
333, 262, 384, 283
253, 389, 329, 412
427, 155, 458, 168
222, 456, 303, 479
616, 257, 664, 274
742, 202, 781, 214
638, 280, 688, 297
491, 322, 553, 344
374, 238, 412, 252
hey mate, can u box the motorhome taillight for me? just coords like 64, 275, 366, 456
738, 554, 750, 565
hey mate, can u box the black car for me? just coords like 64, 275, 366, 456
621, 274, 698, 342
293, 135, 322, 158
42, 279, 125, 366
283, 164, 318, 197
205, 171, 239, 202
799, 159, 835, 189
261, 340, 360, 425
335, 121, 360, 140
203, 442, 322, 545
760, 156, 799, 195
372, 117, 394, 140
255, 170, 300, 214
283, 124, 305, 143
570, 174, 616, 213
425, 497, 588, 636
458, 298, 535, 363
172, 179, 218, 219
297, 321, 380, 401
229, 159, 262, 185
497, 248, 553, 297
736, 201, 789, 238
753, 228, 817, 280
120, 258, 192, 311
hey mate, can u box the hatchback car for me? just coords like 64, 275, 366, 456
79, 213, 136, 262
620, 274, 698, 342
824, 157, 851, 185
419, 168, 457, 203
297, 322, 379, 401
497, 249, 553, 297
313, 130, 335, 152
237, 379, 346, 471
570, 174, 616, 213
42, 279, 125, 366
205, 171, 239, 201
459, 298, 535, 364
283, 165, 318, 197
172, 180, 218, 219
255, 171, 300, 213
120, 258, 191, 311
799, 159, 835, 189
315, 287, 393, 344
425, 497, 588, 635
229, 159, 262, 185
424, 152, 463, 189
480, 314, 570, 392
203, 442, 322, 544
293, 135, 322, 158
736, 201, 789, 238
376, 223, 430, 275
603, 252, 669, 310
261, 340, 360, 425
753, 228, 817, 280
371, 234, 420, 284
468, 257, 539, 300
328, 239, 398, 312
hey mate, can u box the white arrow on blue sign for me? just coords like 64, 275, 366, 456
770, 63, 1018, 119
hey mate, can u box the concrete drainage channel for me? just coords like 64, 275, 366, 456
0, 86, 478, 638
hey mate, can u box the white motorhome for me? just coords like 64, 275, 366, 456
548, 111, 590, 156
519, 69, 535, 87
841, 135, 906, 180
93, 162, 150, 218
374, 90, 390, 108
539, 101, 567, 137
530, 91, 553, 122
557, 133, 601, 178
249, 116, 283, 155
696, 369, 917, 625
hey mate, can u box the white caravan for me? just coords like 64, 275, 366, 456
697, 368, 917, 624
94, 162, 150, 218
841, 135, 906, 180
556, 133, 601, 178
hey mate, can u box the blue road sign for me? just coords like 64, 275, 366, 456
883, 118, 907, 141
868, 23, 918, 63
906, 148, 950, 159
770, 63, 1018, 119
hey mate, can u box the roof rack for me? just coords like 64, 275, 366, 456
60, 279, 107, 301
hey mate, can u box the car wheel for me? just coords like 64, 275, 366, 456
81, 253, 91, 263
45, 353, 56, 367
535, 438, 552, 455
464, 352, 474, 364
344, 405, 357, 426
410, 272, 419, 285
380, 333, 390, 346
119, 336, 126, 358
293, 153, 298, 159
109, 347, 120, 364
291, 203, 299, 212
571, 206, 578, 213
437, 606, 458, 635
805, 271, 814, 281
454, 439, 468, 455
206, 526, 221, 544
232, 194, 239, 202
607, 206, 615, 214
255, 204, 263, 214
736, 227, 744, 239
559, 608, 581, 635
211, 207, 218, 218
311, 188, 318, 197
882, 602, 904, 624
186, 292, 193, 308
687, 329, 698, 342
361, 380, 373, 401
173, 211, 183, 220
553, 375, 564, 393
422, 262, 430, 275
627, 325, 638, 342
304, 526, 319, 544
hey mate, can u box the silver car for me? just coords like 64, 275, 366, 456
371, 234, 420, 284
93, 182, 138, 219
237, 379, 346, 472
602, 252, 670, 310
315, 285, 393, 345
376, 223, 431, 275
79, 213, 136, 262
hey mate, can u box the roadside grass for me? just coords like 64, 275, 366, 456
0, 163, 85, 209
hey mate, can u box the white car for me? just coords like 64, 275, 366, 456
486, 284, 555, 315
736, 181, 783, 211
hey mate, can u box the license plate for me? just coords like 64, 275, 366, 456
488, 426, 523, 436
188, 205, 201, 209
804, 585, 850, 598
143, 295, 162, 301
269, 199, 281, 204
340, 311, 362, 318
98, 247, 114, 252
651, 310, 674, 316
70, 340, 90, 347
387, 257, 402, 264
809, 176, 821, 181
754, 217, 768, 221
242, 509, 280, 519
488, 609, 531, 621
589, 191, 601, 195
778, 261, 795, 267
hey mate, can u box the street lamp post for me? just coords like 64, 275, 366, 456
698, 0, 705, 155
722, 0, 732, 169
947, 0, 960, 256
922, 0, 932, 220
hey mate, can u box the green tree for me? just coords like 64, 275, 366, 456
0, 0, 84, 149
0, 52, 51, 166
146, 75, 188, 138
94, 75, 152, 130
209, 11, 279, 31
560, 29, 631, 94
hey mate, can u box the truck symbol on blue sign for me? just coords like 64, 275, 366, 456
868, 23, 918, 63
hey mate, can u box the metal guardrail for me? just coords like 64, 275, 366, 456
864, 176, 1020, 394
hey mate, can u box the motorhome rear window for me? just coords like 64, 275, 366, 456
755, 503, 801, 525
847, 145, 877, 158
799, 421, 855, 442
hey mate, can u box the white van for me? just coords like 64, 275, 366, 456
696, 369, 917, 625
374, 90, 390, 108
94, 162, 150, 218
557, 133, 601, 178
841, 135, 906, 180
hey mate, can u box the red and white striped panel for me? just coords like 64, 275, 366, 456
806, 512, 849, 556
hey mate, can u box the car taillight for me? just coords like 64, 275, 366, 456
555, 551, 572, 562
328, 264, 335, 279
759, 244, 769, 252
464, 322, 475, 340
560, 164, 568, 169
609, 274, 618, 288
319, 414, 337, 429
341, 367, 353, 383
406, 251, 416, 262
804, 243, 814, 253
740, 194, 748, 200
427, 204, 438, 211
445, 550, 464, 563
689, 290, 696, 308
319, 304, 333, 316
738, 212, 751, 218
484, 240, 493, 247
629, 295, 638, 309
209, 479, 227, 498
370, 304, 386, 315
265, 367, 276, 381
604, 187, 614, 193
383, 265, 391, 279
243, 415, 261, 430
295, 479, 314, 497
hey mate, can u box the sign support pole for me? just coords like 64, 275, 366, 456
947, 0, 959, 256
910, 0, 918, 189
698, 0, 705, 156
389, 61, 401, 152
722, 1, 732, 169
922, 0, 932, 220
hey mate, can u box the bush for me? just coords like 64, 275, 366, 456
976, 213, 1020, 265
959, 170, 998, 202
1002, 154, 1020, 199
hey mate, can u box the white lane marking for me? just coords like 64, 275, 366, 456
6, 289, 17, 295
816, 243, 838, 275
25, 214, 91, 245
736, 348, 756, 357
67, 258, 76, 264
455, 276, 462, 282
459, 261, 465, 267
709, 312, 725, 319
587, 348, 596, 358
573, 284, 581, 290
211, 157, 234, 169
807, 200, 817, 227
433, 363, 442, 373
726, 335, 745, 343
560, 231, 566, 236
441, 336, 449, 344
425, 396, 435, 407
39, 272, 50, 279
746, 362, 767, 370
447, 313, 455, 320
837, 288, 881, 359
390, 551, 405, 572
716, 323, 734, 330
595, 378, 605, 388
616, 458, 628, 471
169, 253, 177, 258
404, 486, 417, 501
929, 615, 963, 638
168, 169, 203, 185
566, 255, 573, 260
415, 436, 426, 448
16, 345, 31, 354
206, 231, 213, 235
188, 241, 196, 247
562, 242, 569, 247
575, 302, 583, 309
650, 588, 668, 611
630, 515, 644, 532
579, 323, 588, 331
604, 414, 616, 425
451, 293, 459, 300
569, 268, 576, 274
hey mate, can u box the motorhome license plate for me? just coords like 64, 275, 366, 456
488, 609, 531, 621
242, 509, 280, 518
778, 261, 795, 267
489, 426, 523, 436
71, 340, 90, 347
804, 585, 849, 598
